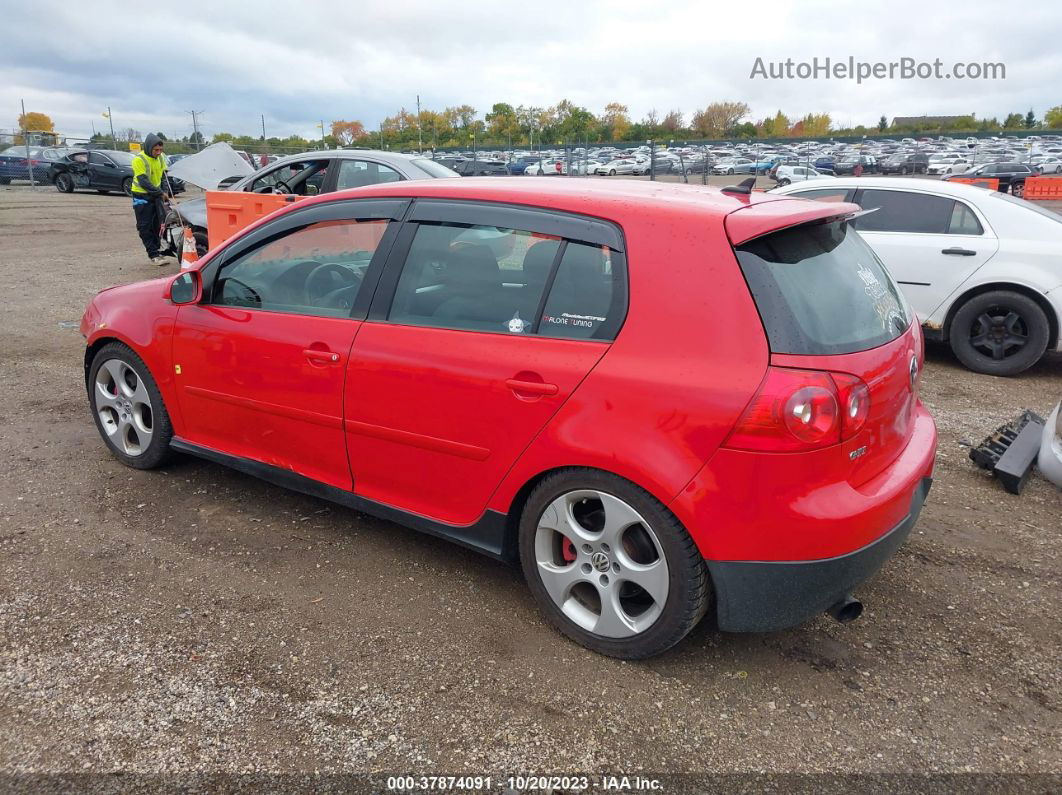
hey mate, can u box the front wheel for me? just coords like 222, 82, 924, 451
1011, 181, 1025, 198
88, 342, 174, 468
519, 469, 710, 659
609, 169, 616, 176
122, 177, 134, 196
778, 178, 791, 186
727, 168, 734, 175
948, 291, 1049, 376
55, 173, 74, 193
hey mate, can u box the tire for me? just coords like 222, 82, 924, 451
900, 166, 908, 175
778, 178, 791, 186
122, 177, 134, 197
1011, 181, 1025, 198
948, 290, 1049, 376
685, 168, 693, 176
88, 342, 174, 469
519, 468, 711, 659
727, 168, 734, 175
55, 173, 74, 193
609, 169, 616, 176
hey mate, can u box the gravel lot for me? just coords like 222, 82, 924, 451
0, 184, 1059, 788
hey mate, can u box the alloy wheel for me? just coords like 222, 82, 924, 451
533, 490, 669, 638
93, 358, 154, 456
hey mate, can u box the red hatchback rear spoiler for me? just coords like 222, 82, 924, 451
724, 198, 863, 245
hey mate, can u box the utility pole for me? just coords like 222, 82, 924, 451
261, 114, 266, 142
187, 110, 203, 150
320, 119, 326, 149
416, 95, 423, 153
105, 106, 116, 149
21, 98, 36, 188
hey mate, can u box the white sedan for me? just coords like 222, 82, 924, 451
595, 159, 639, 176
770, 176, 1062, 376
1036, 157, 1062, 174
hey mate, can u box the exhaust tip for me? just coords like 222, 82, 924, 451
827, 596, 863, 624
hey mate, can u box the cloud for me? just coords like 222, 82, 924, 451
2, 0, 1060, 141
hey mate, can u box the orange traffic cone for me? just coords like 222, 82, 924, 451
180, 226, 199, 269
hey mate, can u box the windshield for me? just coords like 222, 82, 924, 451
735, 219, 910, 355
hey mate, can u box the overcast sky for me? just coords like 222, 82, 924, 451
3, 0, 1060, 142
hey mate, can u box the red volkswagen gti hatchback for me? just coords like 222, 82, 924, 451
81, 178, 936, 658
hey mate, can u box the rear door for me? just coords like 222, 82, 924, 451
344, 200, 628, 525
850, 187, 998, 319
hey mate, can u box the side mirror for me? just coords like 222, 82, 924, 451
170, 270, 201, 305
306, 184, 320, 196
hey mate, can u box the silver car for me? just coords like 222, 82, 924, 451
164, 150, 458, 258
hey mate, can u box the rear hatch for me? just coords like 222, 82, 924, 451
724, 201, 922, 485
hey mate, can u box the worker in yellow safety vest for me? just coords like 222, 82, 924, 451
130, 133, 175, 266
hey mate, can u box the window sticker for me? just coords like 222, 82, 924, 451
507, 311, 529, 334
541, 312, 605, 330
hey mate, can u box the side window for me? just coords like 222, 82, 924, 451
212, 218, 390, 317
337, 159, 403, 189
791, 188, 852, 203
540, 242, 626, 340
249, 160, 328, 195
948, 201, 984, 235
88, 152, 112, 166
855, 190, 953, 234
388, 223, 555, 333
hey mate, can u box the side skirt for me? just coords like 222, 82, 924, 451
169, 438, 514, 562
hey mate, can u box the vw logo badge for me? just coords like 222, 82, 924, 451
591, 552, 610, 573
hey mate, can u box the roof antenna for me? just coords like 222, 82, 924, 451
721, 177, 756, 195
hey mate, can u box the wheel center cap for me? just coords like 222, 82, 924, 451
591, 551, 610, 573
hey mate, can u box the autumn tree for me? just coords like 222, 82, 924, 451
661, 109, 683, 132
485, 103, 521, 143
797, 113, 831, 138
602, 102, 630, 141
1003, 112, 1024, 129
758, 110, 791, 138
17, 111, 54, 133
331, 120, 367, 145
1045, 106, 1062, 129
690, 101, 750, 138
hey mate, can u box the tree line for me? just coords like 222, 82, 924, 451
11, 104, 1062, 153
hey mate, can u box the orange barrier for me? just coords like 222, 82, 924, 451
205, 191, 296, 250
1022, 177, 1062, 201
948, 177, 1000, 191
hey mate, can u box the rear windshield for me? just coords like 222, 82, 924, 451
411, 158, 459, 178
735, 220, 910, 355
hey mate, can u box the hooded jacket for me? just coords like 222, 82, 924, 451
131, 133, 168, 197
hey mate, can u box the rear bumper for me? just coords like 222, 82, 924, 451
708, 477, 931, 632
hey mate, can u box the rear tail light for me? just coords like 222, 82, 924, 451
723, 367, 871, 452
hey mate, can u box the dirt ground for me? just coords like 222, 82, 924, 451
0, 185, 1059, 788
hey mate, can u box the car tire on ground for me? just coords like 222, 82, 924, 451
88, 342, 175, 469
55, 173, 74, 193
685, 168, 693, 176
727, 168, 734, 175
519, 468, 711, 660
1011, 181, 1025, 198
948, 290, 1050, 376
122, 177, 134, 197
609, 169, 616, 176
778, 178, 791, 186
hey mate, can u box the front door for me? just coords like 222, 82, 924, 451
88, 151, 121, 190
852, 187, 999, 320
172, 205, 401, 490
345, 205, 628, 525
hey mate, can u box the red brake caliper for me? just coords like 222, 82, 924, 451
561, 538, 577, 564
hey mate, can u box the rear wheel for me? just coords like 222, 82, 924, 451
122, 177, 134, 196
519, 469, 710, 659
55, 173, 74, 193
88, 342, 174, 468
1011, 181, 1025, 198
948, 290, 1049, 376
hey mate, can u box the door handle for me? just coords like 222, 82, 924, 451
505, 378, 559, 396
303, 348, 341, 364
941, 247, 976, 256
